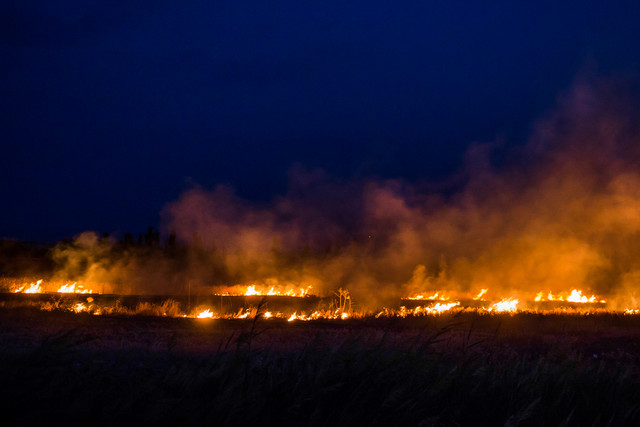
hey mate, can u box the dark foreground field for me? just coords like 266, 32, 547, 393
2, 308, 640, 426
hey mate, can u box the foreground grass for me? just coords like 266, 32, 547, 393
2, 309, 640, 426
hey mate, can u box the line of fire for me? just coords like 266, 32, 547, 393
3, 209, 640, 321
0, 277, 622, 320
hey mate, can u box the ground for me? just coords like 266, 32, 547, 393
2, 308, 640, 426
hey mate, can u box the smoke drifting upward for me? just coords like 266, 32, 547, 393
41, 80, 640, 308
49, 231, 189, 295
159, 80, 640, 308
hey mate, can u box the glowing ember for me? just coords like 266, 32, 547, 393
263, 311, 272, 319
489, 298, 519, 313
197, 309, 214, 319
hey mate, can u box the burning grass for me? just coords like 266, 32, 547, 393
4, 279, 640, 424
2, 278, 630, 320
215, 283, 313, 297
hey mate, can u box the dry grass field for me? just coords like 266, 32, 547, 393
2, 306, 640, 426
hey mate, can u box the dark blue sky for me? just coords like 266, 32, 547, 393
3, 1, 640, 241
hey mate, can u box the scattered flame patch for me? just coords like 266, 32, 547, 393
237, 310, 252, 319
216, 284, 313, 297
197, 309, 214, 319
405, 291, 450, 301
534, 289, 605, 303
426, 301, 460, 314
380, 301, 461, 318
9, 279, 98, 294
473, 289, 488, 300
57, 283, 93, 294
73, 303, 87, 313
12, 280, 43, 293
489, 298, 519, 313
286, 309, 351, 321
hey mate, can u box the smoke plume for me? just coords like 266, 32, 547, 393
47, 79, 640, 309
160, 80, 640, 308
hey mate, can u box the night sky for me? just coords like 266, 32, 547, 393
3, 1, 640, 242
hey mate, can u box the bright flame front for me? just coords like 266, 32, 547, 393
197, 309, 214, 319
13, 280, 43, 293
490, 299, 519, 313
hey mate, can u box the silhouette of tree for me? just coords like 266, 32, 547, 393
123, 232, 134, 247
144, 226, 160, 247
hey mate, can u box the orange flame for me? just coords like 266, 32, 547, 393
406, 291, 450, 301
473, 289, 488, 300
73, 303, 87, 313
533, 289, 604, 303
197, 309, 214, 319
13, 280, 43, 293
217, 284, 312, 297
489, 298, 519, 313
57, 283, 93, 294
426, 301, 460, 314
